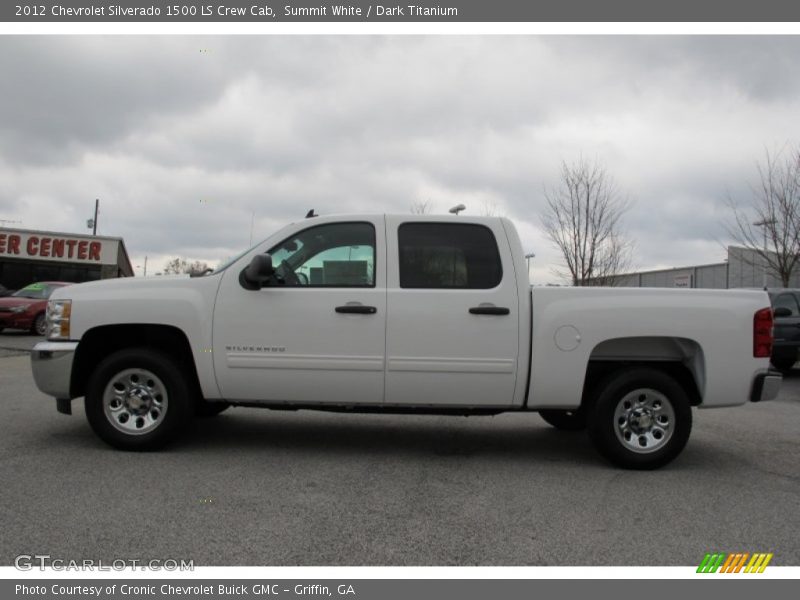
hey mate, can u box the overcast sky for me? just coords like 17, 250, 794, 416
1, 35, 799, 281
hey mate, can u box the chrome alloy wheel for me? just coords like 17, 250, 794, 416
103, 368, 168, 435
613, 388, 675, 454
34, 314, 47, 336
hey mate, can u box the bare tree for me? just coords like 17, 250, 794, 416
162, 258, 188, 275
410, 200, 433, 214
726, 147, 800, 288
541, 158, 633, 286
480, 200, 500, 217
162, 258, 210, 275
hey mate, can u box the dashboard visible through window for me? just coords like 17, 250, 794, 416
266, 222, 376, 287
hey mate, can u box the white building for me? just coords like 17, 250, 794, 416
610, 246, 799, 289
0, 227, 133, 290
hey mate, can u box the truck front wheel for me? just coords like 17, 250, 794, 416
84, 348, 193, 450
588, 368, 692, 470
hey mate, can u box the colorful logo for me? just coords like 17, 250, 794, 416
697, 552, 773, 573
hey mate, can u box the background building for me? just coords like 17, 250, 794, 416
611, 246, 799, 289
0, 227, 133, 290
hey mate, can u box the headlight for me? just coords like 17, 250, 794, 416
10, 305, 29, 313
46, 299, 72, 340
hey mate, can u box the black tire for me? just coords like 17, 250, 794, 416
85, 347, 193, 450
539, 408, 587, 431
196, 400, 230, 418
31, 312, 46, 336
771, 357, 795, 372
587, 368, 692, 470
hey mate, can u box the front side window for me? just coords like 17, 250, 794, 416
398, 223, 503, 289
266, 222, 376, 287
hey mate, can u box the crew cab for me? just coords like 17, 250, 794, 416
30, 214, 781, 469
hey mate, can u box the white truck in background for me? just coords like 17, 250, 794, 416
31, 214, 781, 469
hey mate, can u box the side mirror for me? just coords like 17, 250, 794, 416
773, 306, 792, 318
240, 254, 274, 290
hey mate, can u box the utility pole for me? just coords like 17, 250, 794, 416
87, 199, 99, 235
93, 199, 99, 235
143, 256, 148, 277
249, 210, 255, 246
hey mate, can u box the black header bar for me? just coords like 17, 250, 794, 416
4, 0, 800, 23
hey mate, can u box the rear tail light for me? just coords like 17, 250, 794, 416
754, 307, 774, 358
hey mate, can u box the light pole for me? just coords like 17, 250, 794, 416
525, 252, 536, 284
753, 218, 777, 289
135, 257, 148, 277
87, 199, 99, 235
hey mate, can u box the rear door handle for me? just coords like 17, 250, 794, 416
469, 306, 510, 315
335, 305, 377, 314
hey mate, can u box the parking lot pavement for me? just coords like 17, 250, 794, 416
0, 331, 40, 357
0, 352, 798, 567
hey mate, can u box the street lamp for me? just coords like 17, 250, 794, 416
524, 252, 536, 284
753, 218, 777, 289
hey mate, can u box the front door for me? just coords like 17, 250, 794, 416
212, 217, 387, 404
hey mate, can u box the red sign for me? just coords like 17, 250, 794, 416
0, 233, 103, 262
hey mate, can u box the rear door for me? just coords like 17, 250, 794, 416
384, 218, 520, 407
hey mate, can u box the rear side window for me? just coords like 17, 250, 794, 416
398, 223, 502, 289
772, 293, 800, 317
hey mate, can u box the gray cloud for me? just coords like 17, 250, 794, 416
1, 36, 800, 279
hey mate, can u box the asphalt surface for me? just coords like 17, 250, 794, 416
0, 338, 798, 566
0, 330, 39, 358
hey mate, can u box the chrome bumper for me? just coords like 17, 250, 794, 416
31, 341, 78, 401
751, 370, 782, 402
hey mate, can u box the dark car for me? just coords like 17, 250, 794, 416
768, 288, 800, 371
0, 284, 13, 297
0, 281, 72, 336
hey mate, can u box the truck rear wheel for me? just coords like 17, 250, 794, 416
85, 348, 193, 450
588, 368, 692, 470
539, 409, 587, 431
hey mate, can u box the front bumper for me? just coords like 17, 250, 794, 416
31, 341, 78, 401
750, 370, 782, 402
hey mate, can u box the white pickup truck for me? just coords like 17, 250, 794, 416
31, 214, 781, 469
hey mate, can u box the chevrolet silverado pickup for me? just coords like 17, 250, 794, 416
30, 214, 781, 469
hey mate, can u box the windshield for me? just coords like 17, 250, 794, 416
214, 247, 252, 274
12, 283, 55, 300
214, 236, 275, 275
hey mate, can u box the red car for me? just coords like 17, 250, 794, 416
0, 281, 73, 336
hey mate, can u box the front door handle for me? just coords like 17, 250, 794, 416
335, 305, 377, 314
469, 306, 510, 315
